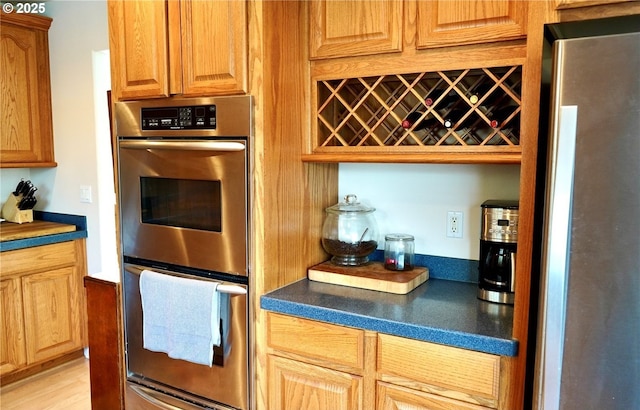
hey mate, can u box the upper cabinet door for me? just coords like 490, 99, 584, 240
416, 0, 528, 49
0, 14, 55, 168
309, 0, 403, 60
179, 0, 247, 96
108, 0, 169, 99
108, 0, 247, 100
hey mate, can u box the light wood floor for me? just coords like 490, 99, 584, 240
0, 358, 91, 410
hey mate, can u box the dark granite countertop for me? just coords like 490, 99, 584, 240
261, 277, 518, 357
0, 211, 88, 252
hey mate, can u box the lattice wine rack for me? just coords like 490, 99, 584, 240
314, 65, 522, 157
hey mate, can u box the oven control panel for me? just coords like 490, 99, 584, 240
141, 104, 217, 130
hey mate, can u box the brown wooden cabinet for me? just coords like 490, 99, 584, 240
309, 0, 528, 61
306, 0, 531, 164
266, 312, 514, 410
22, 266, 85, 363
269, 356, 364, 410
84, 277, 124, 410
309, 0, 403, 60
267, 312, 375, 410
377, 333, 509, 409
0, 240, 87, 384
0, 277, 26, 375
416, 0, 528, 49
0, 14, 55, 168
108, 0, 247, 100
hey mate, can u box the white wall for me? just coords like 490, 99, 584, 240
0, 1, 117, 280
1, 169, 31, 197
338, 163, 520, 260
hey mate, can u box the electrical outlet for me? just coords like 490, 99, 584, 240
447, 211, 463, 238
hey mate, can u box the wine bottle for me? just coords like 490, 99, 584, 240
488, 105, 519, 128
402, 111, 439, 131
469, 82, 502, 106
424, 88, 458, 109
443, 108, 477, 130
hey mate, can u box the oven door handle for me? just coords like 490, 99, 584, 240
125, 265, 247, 295
129, 384, 185, 410
120, 140, 246, 152
216, 284, 247, 295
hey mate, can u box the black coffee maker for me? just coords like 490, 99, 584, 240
478, 200, 519, 304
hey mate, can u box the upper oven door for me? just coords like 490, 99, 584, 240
118, 139, 248, 276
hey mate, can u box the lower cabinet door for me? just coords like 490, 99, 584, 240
22, 266, 84, 364
268, 355, 363, 410
377, 382, 493, 410
0, 277, 26, 375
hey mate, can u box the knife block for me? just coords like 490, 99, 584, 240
2, 194, 33, 224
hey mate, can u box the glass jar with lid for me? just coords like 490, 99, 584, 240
321, 194, 378, 266
384, 234, 415, 271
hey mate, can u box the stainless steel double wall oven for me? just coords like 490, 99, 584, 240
115, 96, 252, 410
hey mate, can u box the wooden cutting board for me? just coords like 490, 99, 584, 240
308, 261, 428, 294
0, 220, 76, 242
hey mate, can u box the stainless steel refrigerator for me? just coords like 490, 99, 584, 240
533, 17, 640, 410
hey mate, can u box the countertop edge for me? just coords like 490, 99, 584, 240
260, 292, 518, 357
0, 211, 88, 252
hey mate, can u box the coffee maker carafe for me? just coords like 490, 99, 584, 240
478, 200, 519, 304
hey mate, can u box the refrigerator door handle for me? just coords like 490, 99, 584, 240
538, 105, 578, 410
509, 251, 516, 293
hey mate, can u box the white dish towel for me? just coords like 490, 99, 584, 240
139, 269, 220, 367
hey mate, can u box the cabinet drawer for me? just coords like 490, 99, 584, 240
377, 334, 500, 407
267, 312, 365, 370
1, 241, 77, 277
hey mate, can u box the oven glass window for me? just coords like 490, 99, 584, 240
140, 177, 222, 232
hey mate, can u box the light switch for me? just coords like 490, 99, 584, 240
80, 185, 92, 203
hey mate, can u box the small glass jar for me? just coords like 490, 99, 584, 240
384, 234, 415, 271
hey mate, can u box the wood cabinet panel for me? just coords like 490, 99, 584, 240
1, 241, 77, 277
265, 311, 516, 409
22, 266, 84, 364
553, 0, 640, 22
268, 355, 363, 410
108, 0, 247, 100
84, 277, 124, 410
309, 0, 403, 59
0, 14, 55, 167
377, 382, 492, 410
377, 334, 501, 408
179, 0, 247, 96
555, 0, 635, 8
267, 312, 365, 371
416, 0, 528, 49
108, 0, 169, 99
0, 240, 87, 383
0, 277, 26, 375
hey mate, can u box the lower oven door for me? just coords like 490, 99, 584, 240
123, 263, 248, 410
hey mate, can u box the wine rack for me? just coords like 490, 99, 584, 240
314, 65, 522, 157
